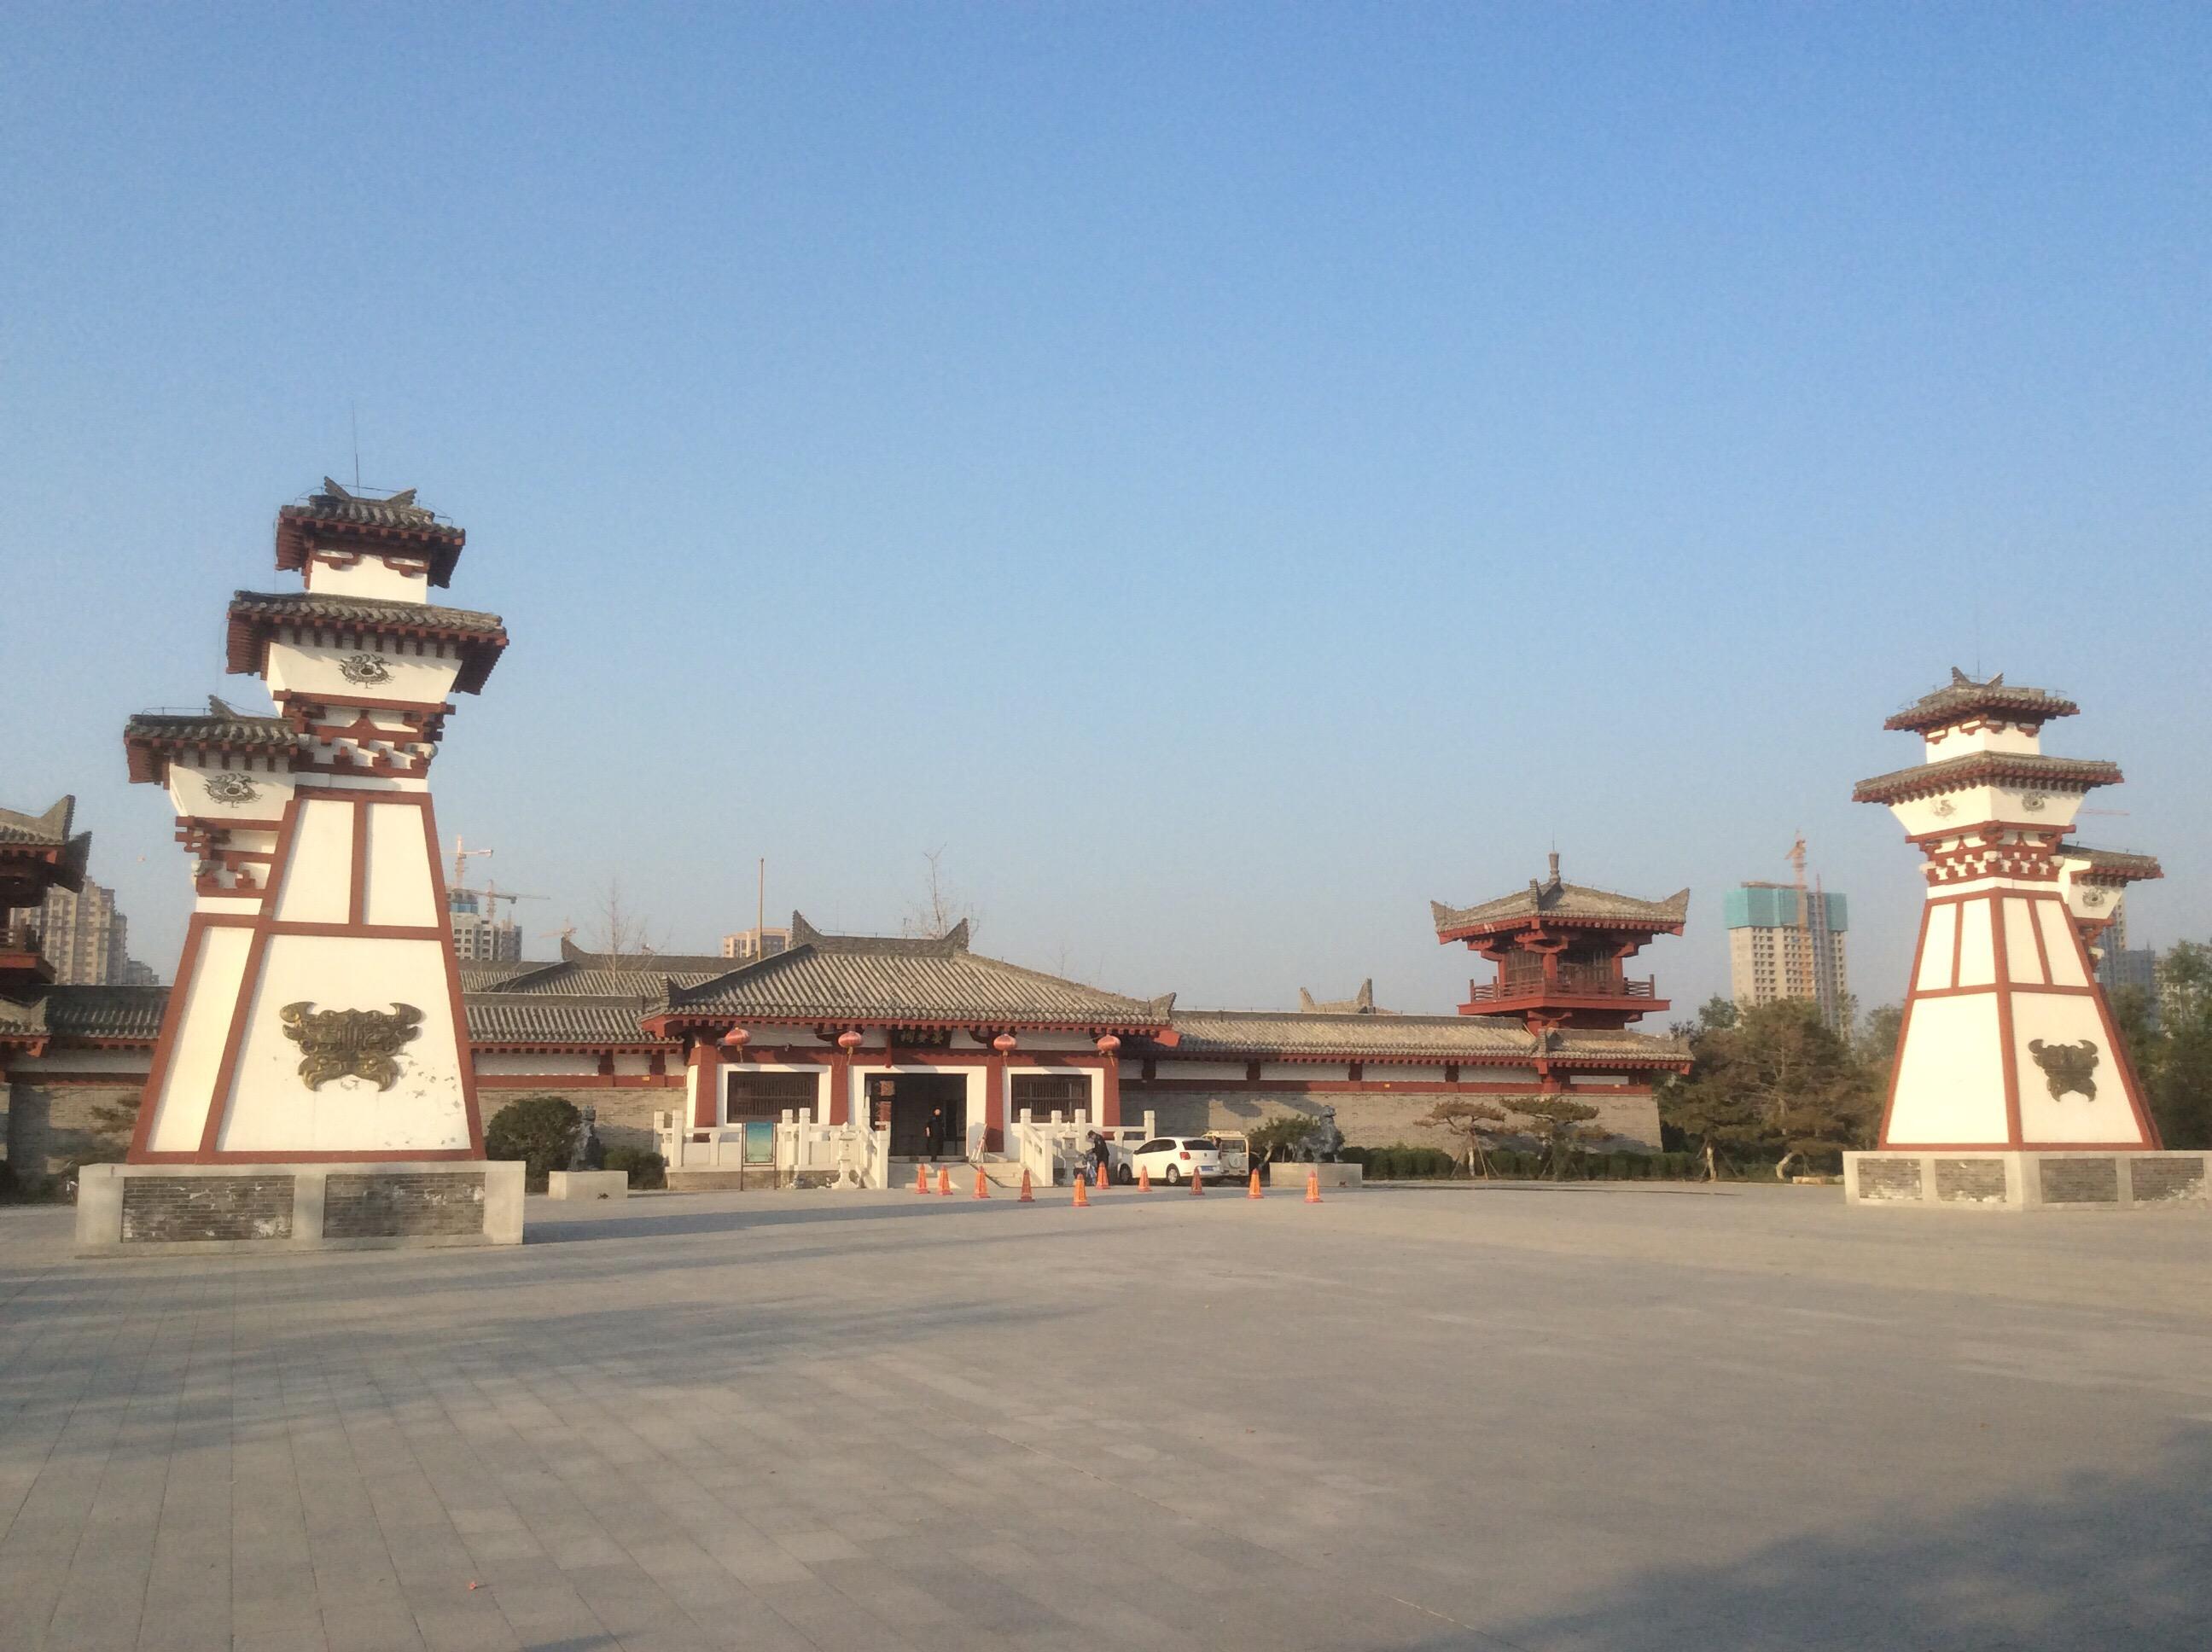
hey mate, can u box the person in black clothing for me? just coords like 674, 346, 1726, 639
923, 1106, 946, 1162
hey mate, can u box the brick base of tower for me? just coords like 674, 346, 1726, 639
1843, 1149, 2209, 1212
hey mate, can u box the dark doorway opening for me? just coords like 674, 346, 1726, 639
878, 1073, 967, 1158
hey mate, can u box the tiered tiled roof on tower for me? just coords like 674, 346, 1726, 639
1433, 852, 1689, 1033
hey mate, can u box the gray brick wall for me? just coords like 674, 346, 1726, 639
120, 1176, 294, 1242
3, 1083, 142, 1184
323, 1172, 487, 1238
1121, 1087, 1662, 1154
2040, 1157, 2121, 1205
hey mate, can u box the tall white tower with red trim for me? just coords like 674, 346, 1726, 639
1842, 671, 2203, 1211
118, 482, 507, 1169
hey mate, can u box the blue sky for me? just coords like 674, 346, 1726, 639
4, 3, 2207, 1018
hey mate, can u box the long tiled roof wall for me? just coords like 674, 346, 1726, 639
660, 913, 1174, 1030
1163, 1009, 1691, 1067
466, 995, 671, 1045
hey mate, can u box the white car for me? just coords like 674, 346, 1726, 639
1127, 1136, 1231, 1185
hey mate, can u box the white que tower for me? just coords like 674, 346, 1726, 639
121, 482, 507, 1163
1854, 670, 2157, 1153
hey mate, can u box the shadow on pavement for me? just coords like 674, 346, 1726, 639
1379, 1430, 2212, 1650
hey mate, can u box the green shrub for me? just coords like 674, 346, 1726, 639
485, 1095, 581, 1189
1339, 1145, 1370, 1168
1246, 1115, 1321, 1163
602, 1146, 666, 1190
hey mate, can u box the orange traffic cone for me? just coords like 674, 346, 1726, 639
937, 1166, 952, 1196
1248, 1169, 1263, 1199
1018, 1167, 1035, 1202
1306, 1166, 1322, 1204
974, 1166, 989, 1199
914, 1164, 928, 1194
1138, 1165, 1150, 1191
1096, 1161, 1109, 1191
1072, 1173, 1090, 1207
1190, 1166, 1204, 1195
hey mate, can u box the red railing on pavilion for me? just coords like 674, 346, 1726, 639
1464, 974, 1657, 1003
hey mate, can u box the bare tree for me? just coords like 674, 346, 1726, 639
589, 875, 662, 957
900, 846, 980, 941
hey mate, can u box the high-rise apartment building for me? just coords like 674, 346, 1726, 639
720, 925, 791, 962
9, 876, 136, 985
448, 887, 523, 963
1724, 882, 1848, 1029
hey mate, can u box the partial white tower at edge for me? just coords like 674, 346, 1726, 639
1855, 669, 2159, 1152
119, 480, 508, 1162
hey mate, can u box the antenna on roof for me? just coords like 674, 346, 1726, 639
350, 402, 361, 489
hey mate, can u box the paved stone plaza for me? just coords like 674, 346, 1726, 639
2, 1183, 2208, 1652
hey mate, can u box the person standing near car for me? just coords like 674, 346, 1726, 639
923, 1106, 946, 1162
1087, 1130, 1109, 1179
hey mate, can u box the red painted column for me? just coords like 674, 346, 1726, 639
988, 1032, 1015, 1153
1097, 1035, 1122, 1127
830, 1029, 862, 1125
688, 1036, 721, 1134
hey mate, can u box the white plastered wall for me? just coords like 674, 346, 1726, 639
271, 798, 354, 924
1887, 994, 2007, 1144
304, 560, 431, 603
142, 924, 256, 1153
2011, 992, 2147, 1145
217, 934, 469, 1154
364, 800, 437, 926
265, 638, 463, 705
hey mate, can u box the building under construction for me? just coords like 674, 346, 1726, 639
1725, 880, 1849, 1030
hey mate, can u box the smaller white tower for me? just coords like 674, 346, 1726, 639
1844, 671, 2204, 1210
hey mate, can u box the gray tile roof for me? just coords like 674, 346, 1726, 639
466, 994, 667, 1045
0, 797, 79, 848
2058, 845, 2163, 882
276, 481, 464, 585
1852, 752, 2122, 806
224, 590, 508, 693
16, 985, 172, 1044
1433, 856, 1691, 936
657, 913, 1174, 1032
123, 697, 295, 784
0, 797, 90, 897
1884, 668, 2079, 734
556, 938, 735, 974
1163, 1009, 1691, 1067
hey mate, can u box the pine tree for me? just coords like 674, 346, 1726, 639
1420, 1097, 1511, 1178
1504, 1095, 1606, 1178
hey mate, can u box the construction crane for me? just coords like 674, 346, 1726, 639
1785, 833, 1841, 1032
479, 882, 545, 912
450, 837, 494, 888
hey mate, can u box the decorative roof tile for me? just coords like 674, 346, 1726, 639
2057, 845, 2163, 884
1884, 668, 2079, 734
655, 913, 1173, 1032
32, 985, 171, 1043
1433, 855, 1690, 938
1162, 1009, 1690, 1067
276, 480, 465, 585
123, 697, 294, 784
224, 591, 508, 693
0, 797, 90, 897
1852, 751, 2122, 806
1296, 980, 1391, 1015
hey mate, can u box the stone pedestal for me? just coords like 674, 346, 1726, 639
74, 1160, 525, 1255
1844, 1149, 2209, 1213
546, 1170, 629, 1201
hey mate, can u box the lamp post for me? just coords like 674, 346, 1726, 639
1095, 1033, 1122, 1131
992, 1032, 1016, 1155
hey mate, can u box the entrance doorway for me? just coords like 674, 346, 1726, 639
877, 1073, 967, 1158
